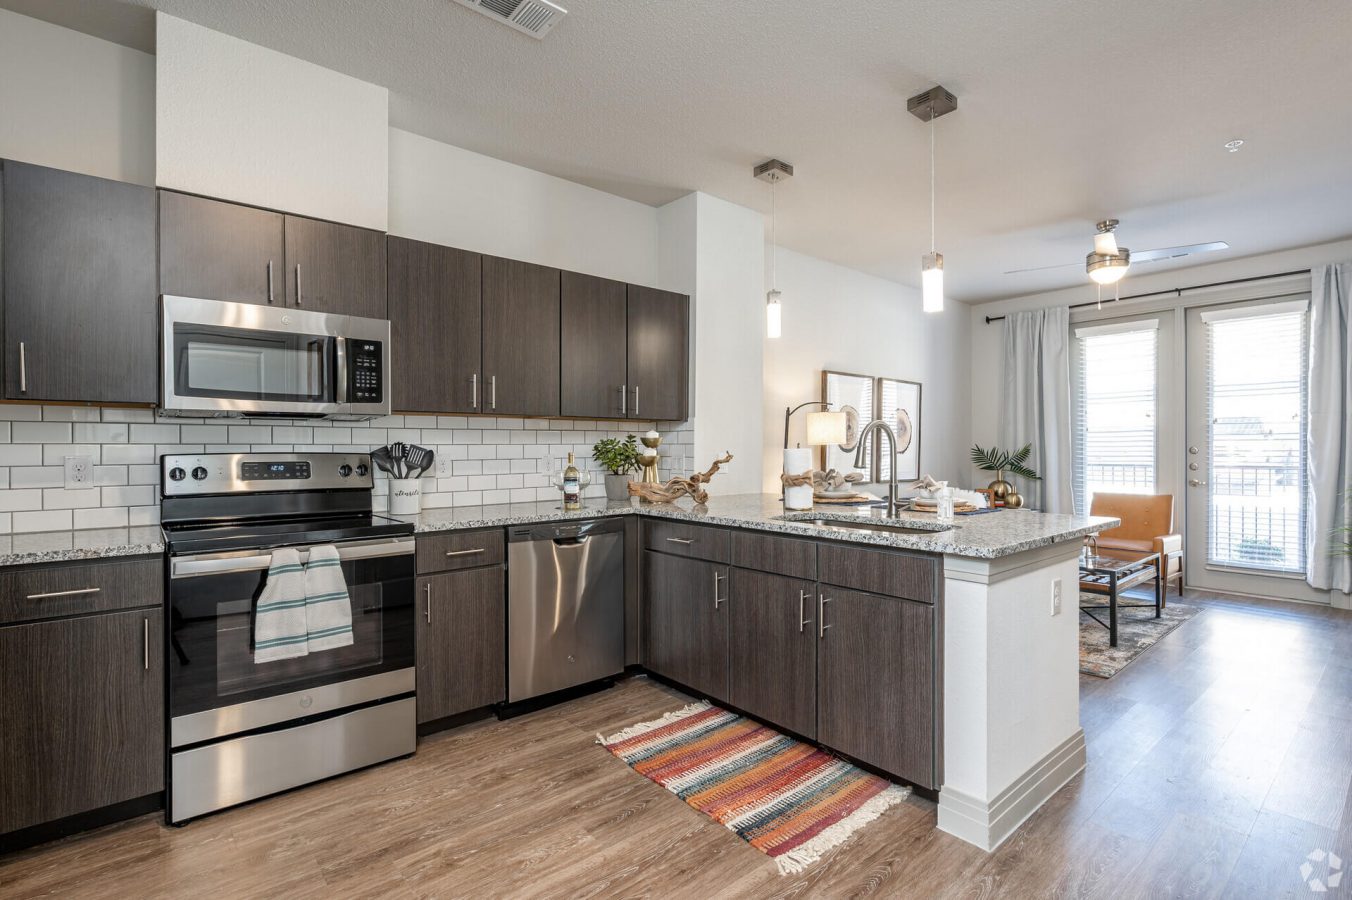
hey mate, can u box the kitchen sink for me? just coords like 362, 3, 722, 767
792, 517, 953, 536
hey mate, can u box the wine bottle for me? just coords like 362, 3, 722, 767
563, 452, 581, 510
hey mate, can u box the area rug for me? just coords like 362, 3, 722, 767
1079, 596, 1202, 678
597, 701, 908, 874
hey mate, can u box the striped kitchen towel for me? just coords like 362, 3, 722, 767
254, 548, 309, 663
304, 545, 354, 652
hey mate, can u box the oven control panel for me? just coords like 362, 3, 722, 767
347, 340, 383, 404
161, 452, 375, 496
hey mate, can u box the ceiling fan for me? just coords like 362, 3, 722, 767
1004, 220, 1229, 285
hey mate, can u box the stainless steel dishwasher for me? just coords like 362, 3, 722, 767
506, 518, 625, 703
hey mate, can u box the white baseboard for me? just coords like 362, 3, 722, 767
936, 728, 1087, 851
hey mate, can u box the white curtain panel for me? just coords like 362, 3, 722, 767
1307, 262, 1352, 593
1000, 307, 1075, 513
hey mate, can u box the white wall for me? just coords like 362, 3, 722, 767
0, 9, 155, 185
390, 128, 660, 286
156, 13, 389, 230
764, 248, 972, 492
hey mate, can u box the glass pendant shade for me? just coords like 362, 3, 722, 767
1087, 253, 1130, 285
921, 252, 944, 313
766, 289, 782, 339
1093, 230, 1119, 256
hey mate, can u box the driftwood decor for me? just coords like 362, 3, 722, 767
628, 453, 734, 504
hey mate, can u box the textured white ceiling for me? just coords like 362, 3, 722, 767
8, 0, 1352, 302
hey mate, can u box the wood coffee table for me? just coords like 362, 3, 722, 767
1079, 549, 1163, 647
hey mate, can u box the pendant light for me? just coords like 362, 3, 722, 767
908, 87, 957, 313
755, 159, 793, 339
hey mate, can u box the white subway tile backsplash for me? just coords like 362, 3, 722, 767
0, 405, 691, 533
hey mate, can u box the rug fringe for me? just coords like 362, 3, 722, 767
771, 784, 910, 875
596, 700, 713, 746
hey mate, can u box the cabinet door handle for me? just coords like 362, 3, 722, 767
424, 582, 432, 623
471, 373, 478, 409
18, 342, 27, 393
445, 548, 485, 557
799, 589, 812, 633
714, 571, 726, 608
633, 385, 639, 417
490, 375, 497, 410
665, 537, 694, 545
295, 264, 303, 306
818, 594, 832, 638
143, 617, 150, 671
621, 384, 627, 417
26, 586, 100, 600
267, 260, 274, 304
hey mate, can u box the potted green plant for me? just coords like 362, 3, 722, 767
970, 443, 1041, 508
593, 435, 641, 501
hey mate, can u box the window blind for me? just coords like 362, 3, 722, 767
1204, 307, 1308, 573
1073, 326, 1158, 515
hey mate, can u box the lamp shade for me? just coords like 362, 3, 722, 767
921, 252, 944, 313
805, 410, 847, 446
766, 289, 782, 339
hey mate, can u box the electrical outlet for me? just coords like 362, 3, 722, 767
1050, 578, 1062, 616
436, 456, 452, 478
64, 455, 94, 490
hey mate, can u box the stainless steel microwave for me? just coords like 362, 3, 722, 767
160, 296, 390, 420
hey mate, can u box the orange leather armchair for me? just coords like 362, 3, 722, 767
1088, 493, 1184, 596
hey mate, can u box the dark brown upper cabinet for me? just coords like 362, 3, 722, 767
560, 271, 628, 418
482, 256, 560, 417
159, 191, 284, 307
2, 161, 158, 404
388, 237, 482, 414
627, 285, 689, 422
284, 215, 387, 318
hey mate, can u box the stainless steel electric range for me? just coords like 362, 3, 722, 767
160, 452, 416, 824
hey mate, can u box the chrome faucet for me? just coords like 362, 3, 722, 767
854, 420, 900, 517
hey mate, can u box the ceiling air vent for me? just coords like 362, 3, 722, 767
452, 0, 567, 39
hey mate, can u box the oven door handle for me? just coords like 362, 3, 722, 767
170, 537, 415, 579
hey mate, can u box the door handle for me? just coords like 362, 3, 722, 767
490, 375, 497, 410
621, 384, 627, 417
818, 594, 832, 638
714, 571, 725, 608
471, 373, 478, 409
18, 342, 26, 393
798, 589, 812, 633
267, 260, 274, 305
1188, 479, 1207, 487
143, 617, 150, 671
424, 582, 431, 624
633, 385, 639, 417
295, 264, 303, 306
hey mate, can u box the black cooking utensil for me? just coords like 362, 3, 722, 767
371, 446, 395, 477
389, 442, 408, 479
404, 444, 433, 479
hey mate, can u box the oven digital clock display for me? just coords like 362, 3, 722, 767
240, 461, 311, 481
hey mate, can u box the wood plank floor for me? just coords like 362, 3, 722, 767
3, 590, 1351, 898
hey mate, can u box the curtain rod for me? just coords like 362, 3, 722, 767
982, 268, 1311, 324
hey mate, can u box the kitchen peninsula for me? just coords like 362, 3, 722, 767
408, 493, 1119, 851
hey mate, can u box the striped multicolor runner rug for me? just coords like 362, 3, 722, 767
598, 701, 909, 874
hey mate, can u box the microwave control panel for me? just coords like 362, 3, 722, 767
349, 340, 383, 404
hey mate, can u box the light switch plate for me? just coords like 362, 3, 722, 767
64, 455, 94, 490
1050, 578, 1062, 616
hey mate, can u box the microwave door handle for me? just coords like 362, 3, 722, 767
335, 338, 349, 404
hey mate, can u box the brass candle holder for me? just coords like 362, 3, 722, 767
638, 433, 662, 486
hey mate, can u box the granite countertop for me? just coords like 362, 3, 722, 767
403, 493, 1119, 560
0, 526, 165, 568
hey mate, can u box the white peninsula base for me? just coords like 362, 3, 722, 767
936, 539, 1087, 851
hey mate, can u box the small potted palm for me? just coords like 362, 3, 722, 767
970, 443, 1040, 508
593, 435, 641, 501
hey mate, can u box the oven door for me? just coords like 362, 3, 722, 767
167, 536, 415, 747
161, 295, 350, 416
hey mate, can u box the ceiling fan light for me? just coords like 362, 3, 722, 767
921, 252, 944, 313
1092, 231, 1119, 256
1086, 250, 1130, 285
766, 289, 782, 339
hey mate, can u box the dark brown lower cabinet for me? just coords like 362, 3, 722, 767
816, 586, 936, 787
0, 609, 163, 835
643, 551, 728, 701
416, 566, 505, 724
728, 568, 817, 738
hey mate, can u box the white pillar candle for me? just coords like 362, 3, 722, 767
783, 448, 814, 510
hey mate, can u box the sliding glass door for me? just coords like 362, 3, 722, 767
1184, 297, 1313, 597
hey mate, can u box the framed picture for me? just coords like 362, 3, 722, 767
819, 371, 922, 484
